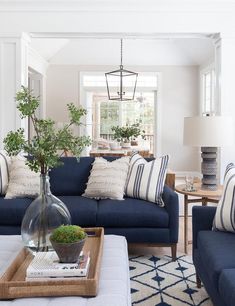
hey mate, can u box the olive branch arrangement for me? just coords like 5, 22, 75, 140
4, 86, 91, 174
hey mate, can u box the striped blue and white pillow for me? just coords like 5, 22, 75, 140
125, 153, 169, 206
213, 163, 235, 233
0, 151, 11, 195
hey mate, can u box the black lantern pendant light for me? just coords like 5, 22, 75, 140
105, 39, 138, 101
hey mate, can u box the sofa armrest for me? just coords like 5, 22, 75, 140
165, 172, 175, 190
192, 206, 216, 252
162, 185, 179, 243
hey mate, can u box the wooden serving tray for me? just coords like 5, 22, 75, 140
0, 227, 104, 299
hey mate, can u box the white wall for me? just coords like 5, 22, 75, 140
160, 66, 199, 171
46, 64, 199, 172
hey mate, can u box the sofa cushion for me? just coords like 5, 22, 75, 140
96, 197, 169, 228
49, 156, 154, 197
58, 196, 98, 226
83, 157, 129, 200
0, 196, 32, 225
125, 153, 169, 206
5, 156, 40, 199
0, 151, 11, 195
219, 269, 235, 306
50, 157, 95, 196
197, 230, 235, 289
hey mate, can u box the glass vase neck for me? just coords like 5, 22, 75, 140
40, 174, 51, 195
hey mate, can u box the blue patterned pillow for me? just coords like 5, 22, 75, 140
213, 163, 235, 233
125, 153, 169, 206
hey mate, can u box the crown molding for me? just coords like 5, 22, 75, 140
0, 0, 235, 13
30, 32, 214, 40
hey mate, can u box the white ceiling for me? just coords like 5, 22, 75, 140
30, 37, 214, 66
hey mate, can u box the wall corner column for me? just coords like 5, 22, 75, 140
0, 33, 30, 149
214, 34, 235, 180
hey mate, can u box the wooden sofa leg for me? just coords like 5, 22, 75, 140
171, 244, 177, 261
196, 273, 202, 288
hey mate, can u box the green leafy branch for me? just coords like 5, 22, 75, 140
4, 86, 91, 174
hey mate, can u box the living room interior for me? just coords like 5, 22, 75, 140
0, 1, 235, 306
30, 34, 215, 211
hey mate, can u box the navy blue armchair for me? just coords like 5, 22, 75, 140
193, 206, 235, 306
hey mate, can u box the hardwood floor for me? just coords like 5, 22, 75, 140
128, 216, 192, 257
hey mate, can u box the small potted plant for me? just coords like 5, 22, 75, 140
111, 123, 145, 148
50, 225, 87, 263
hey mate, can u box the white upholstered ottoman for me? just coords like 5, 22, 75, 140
0, 235, 131, 306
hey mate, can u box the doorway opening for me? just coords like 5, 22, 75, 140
80, 72, 159, 156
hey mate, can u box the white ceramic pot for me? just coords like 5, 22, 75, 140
109, 142, 120, 150
121, 142, 131, 148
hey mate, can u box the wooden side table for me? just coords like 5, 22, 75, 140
175, 183, 223, 254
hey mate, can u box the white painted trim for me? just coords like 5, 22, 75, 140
28, 47, 49, 76
30, 32, 214, 40
155, 72, 162, 157
0, 0, 234, 13
0, 35, 30, 147
199, 62, 215, 115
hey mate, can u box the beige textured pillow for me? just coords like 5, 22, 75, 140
5, 156, 40, 199
83, 157, 130, 200
0, 151, 11, 195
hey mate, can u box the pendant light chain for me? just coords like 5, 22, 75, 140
120, 38, 123, 68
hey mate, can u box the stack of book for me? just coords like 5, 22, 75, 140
26, 251, 90, 281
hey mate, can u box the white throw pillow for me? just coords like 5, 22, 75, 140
125, 153, 169, 206
213, 163, 235, 233
83, 157, 130, 200
0, 151, 11, 195
5, 156, 40, 199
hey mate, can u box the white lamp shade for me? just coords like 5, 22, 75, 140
183, 116, 234, 147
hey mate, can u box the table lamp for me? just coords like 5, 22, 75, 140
183, 115, 234, 190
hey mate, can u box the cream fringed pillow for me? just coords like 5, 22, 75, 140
83, 157, 130, 200
5, 156, 40, 199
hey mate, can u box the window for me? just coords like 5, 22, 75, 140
92, 92, 155, 153
202, 69, 215, 115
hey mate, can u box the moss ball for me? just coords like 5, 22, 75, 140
50, 225, 86, 243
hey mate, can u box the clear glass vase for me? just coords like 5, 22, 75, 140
21, 174, 71, 253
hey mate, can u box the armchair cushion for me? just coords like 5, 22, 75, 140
219, 269, 235, 306
197, 230, 235, 289
192, 206, 216, 250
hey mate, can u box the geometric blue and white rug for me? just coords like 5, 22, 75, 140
129, 254, 213, 306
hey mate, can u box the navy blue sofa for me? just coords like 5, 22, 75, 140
0, 157, 179, 259
193, 206, 235, 306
